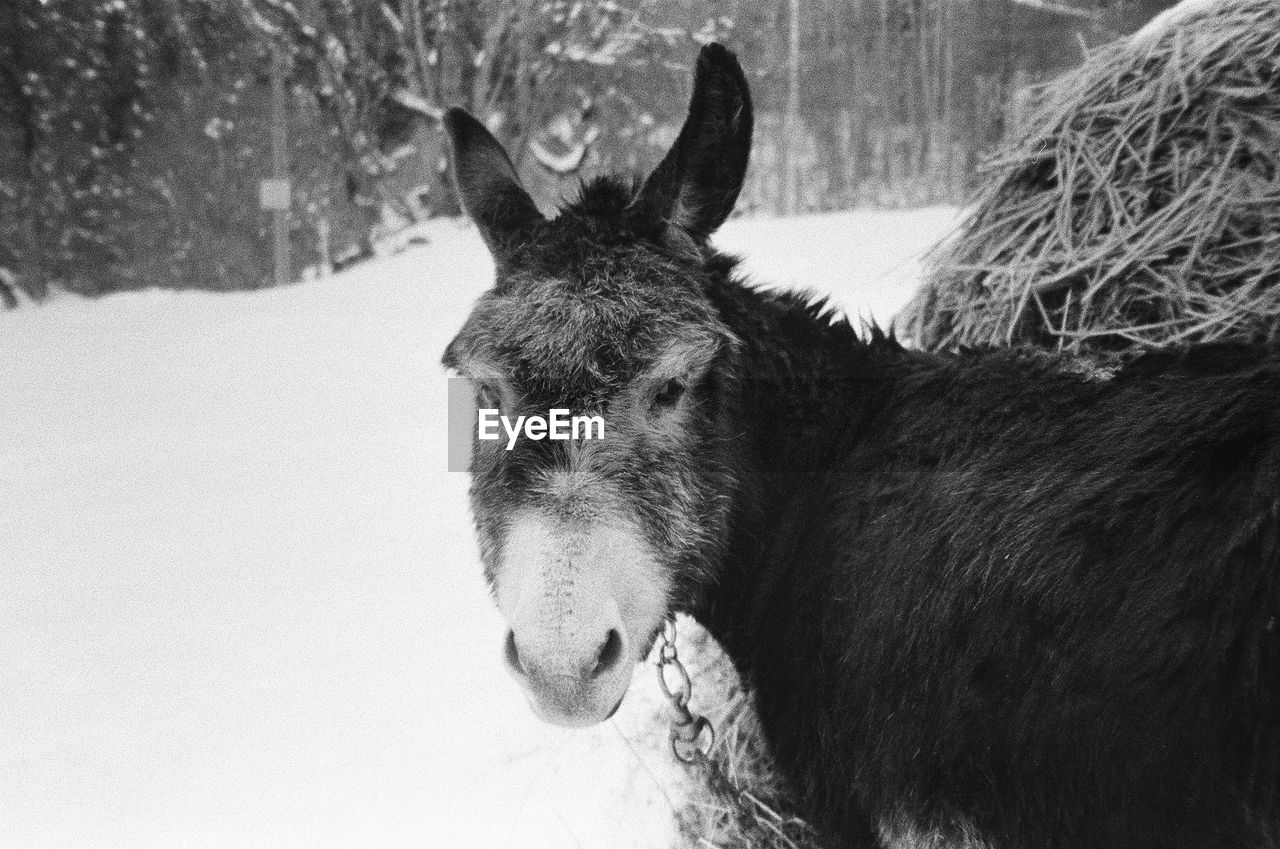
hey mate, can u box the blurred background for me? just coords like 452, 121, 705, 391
0, 0, 1179, 301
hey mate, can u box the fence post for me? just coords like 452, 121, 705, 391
270, 41, 290, 288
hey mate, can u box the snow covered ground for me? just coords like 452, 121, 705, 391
0, 207, 958, 849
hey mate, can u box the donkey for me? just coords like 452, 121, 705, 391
441, 44, 1280, 849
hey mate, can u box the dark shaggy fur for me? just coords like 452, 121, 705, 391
444, 44, 1280, 849
705, 287, 1280, 848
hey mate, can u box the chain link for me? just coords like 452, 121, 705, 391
653, 619, 817, 844
655, 618, 715, 763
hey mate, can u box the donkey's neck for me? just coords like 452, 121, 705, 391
696, 265, 891, 675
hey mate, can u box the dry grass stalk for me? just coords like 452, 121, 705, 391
901, 0, 1280, 353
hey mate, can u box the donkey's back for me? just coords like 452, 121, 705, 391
746, 340, 1280, 849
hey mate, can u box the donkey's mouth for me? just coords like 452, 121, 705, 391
520, 676, 632, 728
505, 636, 636, 728
501, 625, 638, 727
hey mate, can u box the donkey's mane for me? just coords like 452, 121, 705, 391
560, 175, 904, 362
561, 175, 644, 221
709, 252, 905, 363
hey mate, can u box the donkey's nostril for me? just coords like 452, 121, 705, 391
505, 626, 626, 683
504, 629, 526, 676
591, 629, 624, 679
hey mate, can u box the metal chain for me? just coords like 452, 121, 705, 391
655, 620, 818, 844
655, 618, 716, 763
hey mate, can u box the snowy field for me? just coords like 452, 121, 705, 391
0, 207, 958, 849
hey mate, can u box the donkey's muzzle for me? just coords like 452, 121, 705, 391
502, 624, 633, 727
494, 509, 667, 727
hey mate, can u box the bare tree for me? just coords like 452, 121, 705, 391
782, 0, 801, 215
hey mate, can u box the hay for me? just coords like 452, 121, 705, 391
902, 0, 1280, 353
669, 619, 819, 849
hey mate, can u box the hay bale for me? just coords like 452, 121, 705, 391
903, 0, 1280, 353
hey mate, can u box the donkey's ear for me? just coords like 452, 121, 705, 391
444, 108, 544, 256
632, 43, 753, 245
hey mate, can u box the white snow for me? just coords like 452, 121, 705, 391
0, 207, 958, 849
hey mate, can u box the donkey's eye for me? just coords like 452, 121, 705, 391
651, 378, 687, 411
474, 382, 500, 410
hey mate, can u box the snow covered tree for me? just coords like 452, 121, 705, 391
0, 0, 1183, 298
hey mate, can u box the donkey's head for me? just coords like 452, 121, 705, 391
442, 44, 752, 727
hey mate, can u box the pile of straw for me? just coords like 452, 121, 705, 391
670, 619, 818, 849
902, 0, 1280, 353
